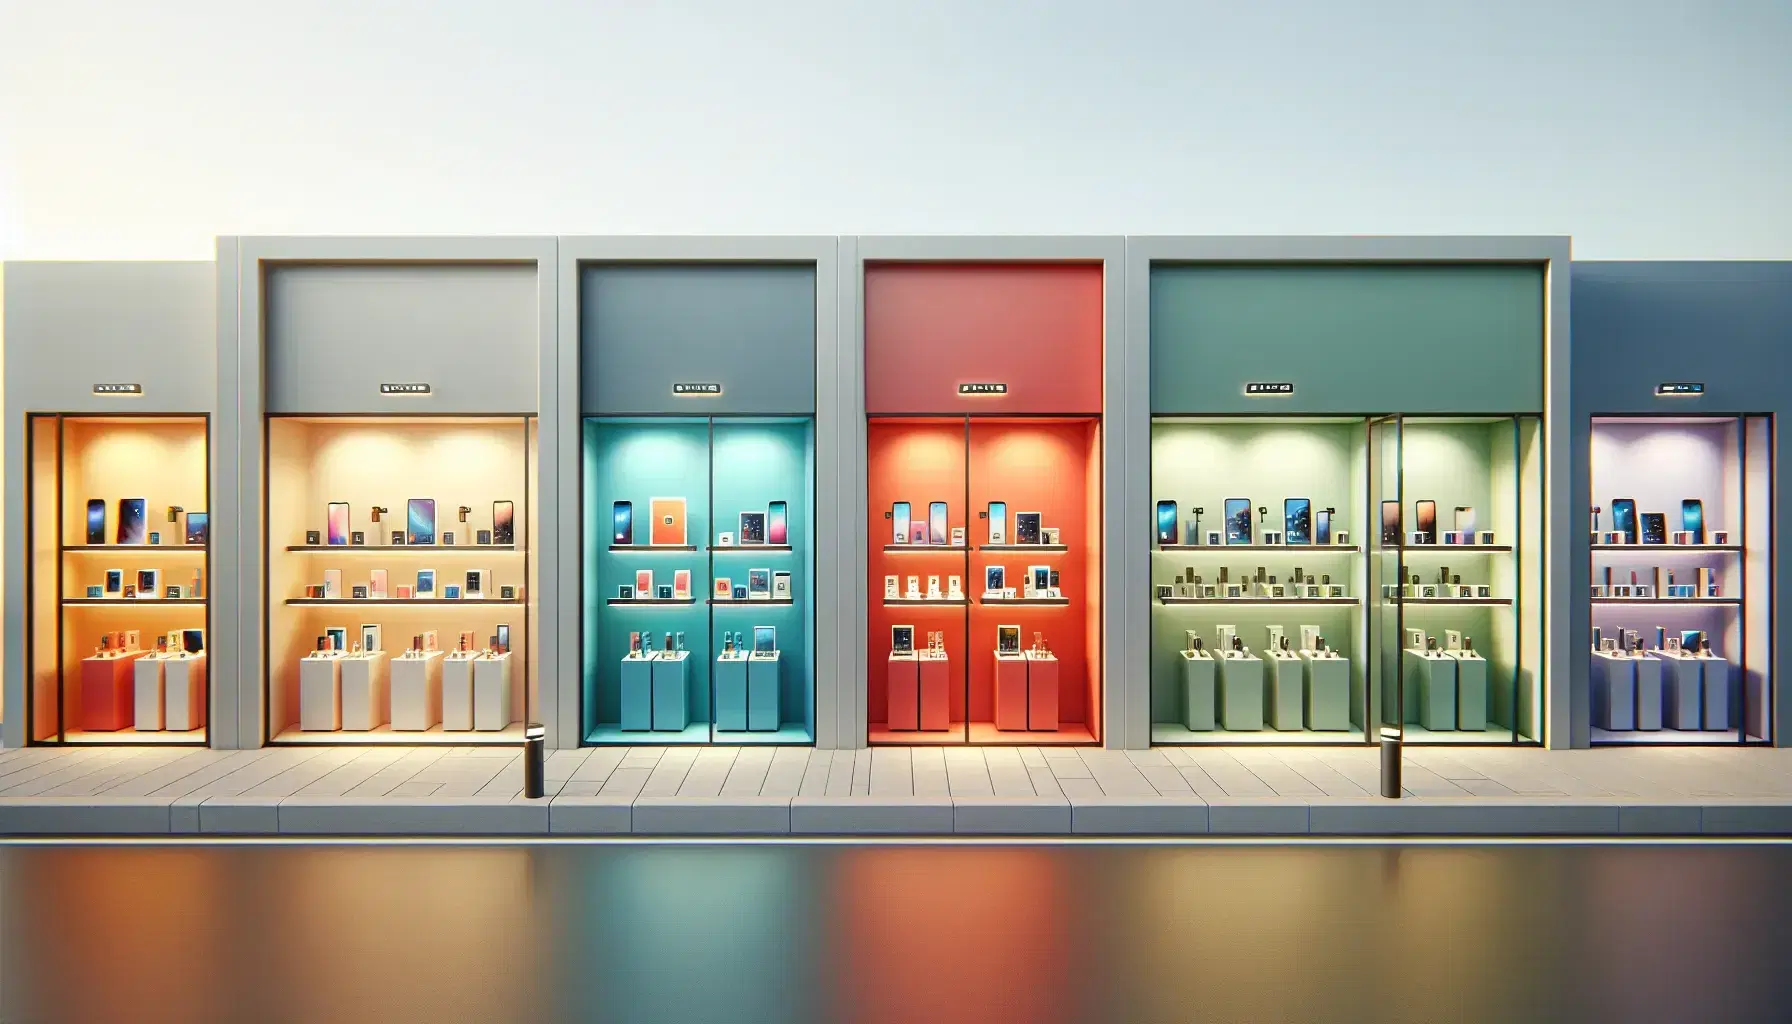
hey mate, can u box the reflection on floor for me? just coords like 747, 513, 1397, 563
1592, 726, 1754, 745
1152, 724, 1367, 745
62, 727, 207, 745
585, 723, 815, 746
868, 723, 1098, 746
273, 723, 525, 745
1402, 724, 1522, 744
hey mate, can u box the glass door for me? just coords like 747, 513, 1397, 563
1367, 415, 1403, 739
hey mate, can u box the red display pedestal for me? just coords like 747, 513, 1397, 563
82, 651, 150, 732
887, 654, 919, 731
1027, 652, 1060, 731
918, 654, 952, 731
994, 653, 1030, 731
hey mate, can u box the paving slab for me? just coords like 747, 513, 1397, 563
790, 796, 954, 835
278, 796, 550, 835
0, 796, 174, 835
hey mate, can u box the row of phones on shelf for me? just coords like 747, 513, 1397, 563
892, 503, 1045, 545
86, 498, 208, 545
1599, 498, 1706, 545
321, 500, 514, 546
611, 499, 789, 546
1155, 498, 1333, 546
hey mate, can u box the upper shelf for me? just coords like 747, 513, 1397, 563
66, 544, 207, 554
1591, 544, 1741, 554
1158, 544, 1359, 553
288, 543, 519, 553
1391, 544, 1513, 554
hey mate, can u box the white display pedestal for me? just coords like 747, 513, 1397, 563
1591, 651, 1636, 731
1261, 651, 1304, 730
299, 655, 344, 731
133, 654, 168, 732
474, 651, 514, 731
1298, 651, 1350, 731
1448, 651, 1489, 731
1180, 650, 1216, 731
340, 652, 390, 732
391, 650, 444, 731
441, 653, 478, 731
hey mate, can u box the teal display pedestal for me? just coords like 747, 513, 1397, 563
714, 654, 749, 731
1591, 651, 1635, 731
1656, 652, 1703, 730
1450, 652, 1488, 731
1700, 655, 1730, 731
620, 655, 656, 731
1261, 652, 1303, 730
1299, 651, 1350, 731
1216, 654, 1263, 731
1405, 649, 1457, 731
1180, 651, 1216, 731
1634, 654, 1663, 731
748, 652, 781, 731
652, 651, 691, 731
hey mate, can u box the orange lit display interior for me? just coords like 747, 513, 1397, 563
867, 417, 1101, 744
264, 416, 537, 743
27, 415, 210, 744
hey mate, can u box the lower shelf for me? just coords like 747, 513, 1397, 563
584, 723, 814, 745
60, 726, 207, 745
1591, 726, 1753, 745
272, 723, 525, 745
1151, 723, 1367, 745
868, 722, 1097, 745
1400, 724, 1523, 744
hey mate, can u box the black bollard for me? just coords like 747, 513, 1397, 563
523, 723, 546, 799
1379, 726, 1402, 799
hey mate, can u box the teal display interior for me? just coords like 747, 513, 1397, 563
1150, 418, 1369, 743
583, 417, 815, 744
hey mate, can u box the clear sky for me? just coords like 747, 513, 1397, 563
1, 0, 1787, 259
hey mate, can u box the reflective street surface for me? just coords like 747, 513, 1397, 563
4, 840, 1791, 1023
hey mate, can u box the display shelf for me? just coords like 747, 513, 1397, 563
1396, 597, 1513, 606
62, 598, 207, 607
711, 544, 794, 553
60, 727, 209, 745
882, 598, 969, 607
882, 544, 968, 553
604, 597, 697, 606
1591, 544, 1742, 554
1157, 544, 1360, 553
1394, 544, 1513, 553
285, 597, 524, 606
708, 598, 796, 606
964, 722, 1097, 745
64, 544, 207, 554
608, 544, 700, 553
979, 597, 1071, 606
273, 722, 526, 745
1151, 723, 1369, 746
1158, 597, 1360, 607
1592, 597, 1742, 606
585, 722, 711, 745
979, 544, 1069, 553
287, 543, 518, 553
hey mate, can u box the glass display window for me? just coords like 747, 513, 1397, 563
1587, 415, 1771, 744
869, 415, 1102, 745
262, 415, 536, 743
582, 416, 816, 745
24, 414, 211, 744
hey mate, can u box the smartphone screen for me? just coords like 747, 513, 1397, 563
1611, 499, 1637, 544
767, 501, 788, 545
754, 626, 775, 654
327, 502, 350, 545
1315, 509, 1332, 546
1223, 498, 1251, 545
1284, 498, 1311, 545
612, 501, 631, 545
1454, 506, 1476, 537
1380, 500, 1401, 546
407, 498, 437, 546
494, 500, 516, 545
496, 624, 510, 651
928, 502, 948, 545
987, 502, 1007, 544
117, 498, 147, 545
105, 569, 123, 594
1681, 499, 1704, 543
1415, 500, 1436, 543
1156, 500, 1178, 546
185, 512, 209, 546
892, 502, 910, 545
86, 499, 106, 544
1641, 512, 1667, 545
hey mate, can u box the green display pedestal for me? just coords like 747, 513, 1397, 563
1216, 654, 1264, 731
1700, 655, 1730, 731
1591, 651, 1636, 731
714, 654, 749, 731
1449, 652, 1488, 731
1260, 652, 1303, 731
1299, 651, 1350, 731
652, 651, 691, 732
1180, 651, 1216, 731
1634, 655, 1663, 731
620, 655, 656, 731
1655, 652, 1703, 730
1405, 649, 1457, 731
748, 652, 781, 731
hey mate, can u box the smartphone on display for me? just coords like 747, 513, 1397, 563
182, 628, 205, 654
649, 498, 687, 547
753, 626, 776, 654
1380, 500, 1401, 546
1681, 499, 1704, 543
1223, 498, 1251, 545
612, 501, 632, 545
986, 566, 1004, 592
105, 569, 123, 595
496, 624, 510, 652
1155, 500, 1179, 546
327, 502, 350, 546
116, 497, 147, 545
892, 502, 911, 545
185, 512, 209, 546
1454, 506, 1476, 538
1641, 512, 1667, 545
406, 498, 437, 546
1611, 498, 1637, 544
1414, 500, 1437, 544
1284, 498, 1311, 545
891, 625, 914, 654
767, 501, 788, 545
493, 500, 515, 545
1315, 509, 1332, 546
1014, 512, 1041, 545
987, 502, 1007, 545
86, 499, 106, 544
928, 502, 948, 545
417, 569, 436, 595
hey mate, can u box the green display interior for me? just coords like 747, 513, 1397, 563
582, 417, 815, 744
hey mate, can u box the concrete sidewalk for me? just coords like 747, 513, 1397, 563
3, 742, 1791, 837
